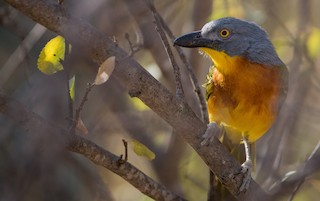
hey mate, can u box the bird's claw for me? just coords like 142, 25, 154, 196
201, 122, 223, 146
239, 160, 252, 193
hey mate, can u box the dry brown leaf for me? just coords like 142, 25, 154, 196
94, 56, 115, 85
76, 118, 88, 135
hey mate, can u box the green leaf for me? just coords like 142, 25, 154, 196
131, 140, 155, 160
37, 35, 71, 75
69, 75, 75, 102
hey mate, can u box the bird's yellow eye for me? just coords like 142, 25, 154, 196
219, 29, 230, 38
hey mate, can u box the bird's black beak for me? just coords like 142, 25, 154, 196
173, 31, 214, 48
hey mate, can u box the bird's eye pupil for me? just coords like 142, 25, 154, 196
220, 29, 230, 38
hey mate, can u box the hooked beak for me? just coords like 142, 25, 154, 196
173, 31, 214, 48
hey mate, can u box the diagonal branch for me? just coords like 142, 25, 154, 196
268, 141, 320, 200
4, 0, 266, 200
69, 135, 186, 201
0, 93, 186, 201
0, 23, 47, 88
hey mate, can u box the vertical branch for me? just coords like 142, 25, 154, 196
146, 2, 212, 199
74, 83, 94, 124
144, 0, 184, 99
70, 83, 95, 134
146, 2, 213, 200
157, 15, 209, 124
144, 0, 208, 123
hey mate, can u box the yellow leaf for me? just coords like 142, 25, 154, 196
131, 140, 155, 160
94, 56, 115, 85
37, 35, 71, 75
307, 28, 320, 59
129, 97, 150, 111
69, 75, 75, 102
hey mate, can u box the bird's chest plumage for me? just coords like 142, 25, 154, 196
206, 58, 282, 143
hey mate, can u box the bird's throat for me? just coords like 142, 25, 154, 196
200, 47, 239, 75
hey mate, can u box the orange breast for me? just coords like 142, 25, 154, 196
207, 57, 283, 143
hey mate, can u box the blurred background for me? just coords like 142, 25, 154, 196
0, 0, 320, 200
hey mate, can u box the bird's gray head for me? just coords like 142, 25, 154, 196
174, 17, 284, 67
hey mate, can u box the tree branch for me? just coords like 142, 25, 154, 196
0, 23, 46, 88
144, 0, 184, 99
268, 141, 320, 200
4, 0, 266, 200
142, 0, 208, 123
69, 135, 186, 201
0, 93, 186, 201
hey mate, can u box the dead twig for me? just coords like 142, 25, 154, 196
124, 33, 141, 56
117, 139, 129, 165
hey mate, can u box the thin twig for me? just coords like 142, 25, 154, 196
287, 179, 304, 201
70, 83, 95, 134
154, 7, 212, 200
124, 33, 140, 56
117, 139, 129, 165
144, 0, 184, 99
287, 141, 320, 201
269, 141, 320, 200
123, 139, 128, 161
155, 6, 211, 200
157, 15, 209, 123
75, 83, 95, 121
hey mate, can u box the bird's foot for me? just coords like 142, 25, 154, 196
239, 160, 252, 193
201, 122, 223, 146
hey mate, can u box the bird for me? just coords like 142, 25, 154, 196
174, 17, 288, 198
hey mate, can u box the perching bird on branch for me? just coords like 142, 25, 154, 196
174, 17, 288, 199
